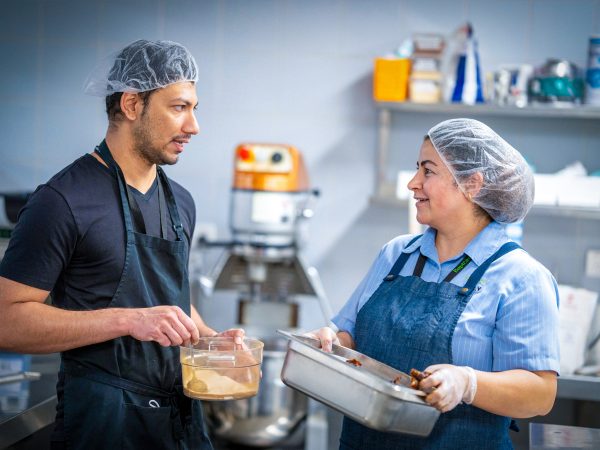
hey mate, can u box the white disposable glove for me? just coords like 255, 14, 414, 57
418, 364, 478, 413
303, 327, 340, 352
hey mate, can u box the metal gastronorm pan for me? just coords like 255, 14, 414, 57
278, 330, 440, 437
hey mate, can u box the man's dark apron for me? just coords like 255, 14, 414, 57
340, 236, 519, 450
58, 141, 212, 449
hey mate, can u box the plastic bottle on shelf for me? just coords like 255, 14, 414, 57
448, 23, 485, 105
585, 35, 600, 105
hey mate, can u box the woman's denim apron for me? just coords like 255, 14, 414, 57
56, 141, 212, 449
339, 236, 519, 450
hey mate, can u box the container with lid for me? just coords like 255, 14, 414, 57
181, 337, 264, 401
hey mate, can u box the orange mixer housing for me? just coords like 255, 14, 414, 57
233, 143, 309, 192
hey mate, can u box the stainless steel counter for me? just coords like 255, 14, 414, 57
0, 353, 60, 449
530, 423, 600, 449
557, 374, 600, 402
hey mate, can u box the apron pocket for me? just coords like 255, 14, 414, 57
122, 402, 174, 450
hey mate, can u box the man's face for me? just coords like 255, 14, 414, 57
132, 81, 199, 166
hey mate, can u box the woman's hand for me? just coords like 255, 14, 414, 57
215, 328, 245, 347
419, 364, 477, 413
304, 327, 340, 352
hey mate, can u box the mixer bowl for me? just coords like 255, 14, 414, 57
181, 337, 263, 401
203, 337, 308, 447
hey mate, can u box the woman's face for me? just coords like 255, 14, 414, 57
407, 139, 471, 229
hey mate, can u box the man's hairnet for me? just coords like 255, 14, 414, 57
83, 39, 198, 96
427, 118, 534, 223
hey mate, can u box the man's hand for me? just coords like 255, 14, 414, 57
128, 305, 200, 347
419, 364, 478, 413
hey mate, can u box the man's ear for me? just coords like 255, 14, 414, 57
464, 172, 484, 199
120, 92, 143, 121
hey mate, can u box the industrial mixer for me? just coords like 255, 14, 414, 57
193, 143, 333, 449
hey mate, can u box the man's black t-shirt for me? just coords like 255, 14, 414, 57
0, 153, 196, 309
0, 153, 196, 443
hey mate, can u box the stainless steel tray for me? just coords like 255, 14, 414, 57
278, 330, 440, 437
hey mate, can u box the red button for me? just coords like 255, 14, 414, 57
238, 147, 253, 161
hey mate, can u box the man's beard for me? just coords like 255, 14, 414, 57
132, 116, 175, 166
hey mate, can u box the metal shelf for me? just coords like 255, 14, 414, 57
376, 101, 600, 120
374, 103, 600, 223
370, 191, 600, 220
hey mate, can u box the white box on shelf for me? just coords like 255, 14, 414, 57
396, 170, 414, 200
557, 177, 600, 208
533, 174, 559, 206
558, 285, 598, 375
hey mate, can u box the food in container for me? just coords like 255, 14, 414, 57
278, 330, 440, 437
181, 337, 263, 401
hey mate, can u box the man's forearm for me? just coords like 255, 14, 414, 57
0, 301, 132, 354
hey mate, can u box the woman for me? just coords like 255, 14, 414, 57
310, 118, 560, 449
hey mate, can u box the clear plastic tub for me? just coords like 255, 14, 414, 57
181, 337, 264, 401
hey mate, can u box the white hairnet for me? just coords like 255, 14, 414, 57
427, 118, 534, 223
83, 39, 198, 96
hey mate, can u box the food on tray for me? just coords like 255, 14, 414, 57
346, 358, 362, 367
409, 368, 431, 389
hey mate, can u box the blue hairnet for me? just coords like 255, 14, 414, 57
427, 118, 534, 223
83, 39, 198, 96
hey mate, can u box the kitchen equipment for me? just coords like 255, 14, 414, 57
193, 143, 332, 448
181, 337, 263, 401
0, 372, 41, 386
203, 337, 308, 446
529, 59, 584, 106
491, 65, 533, 107
278, 331, 440, 437
0, 192, 31, 260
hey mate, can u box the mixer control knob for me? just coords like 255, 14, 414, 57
271, 152, 283, 163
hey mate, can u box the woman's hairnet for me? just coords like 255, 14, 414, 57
83, 39, 198, 96
427, 118, 534, 223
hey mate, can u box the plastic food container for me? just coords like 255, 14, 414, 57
181, 337, 264, 401
278, 330, 440, 437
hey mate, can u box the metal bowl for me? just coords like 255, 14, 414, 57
203, 337, 308, 447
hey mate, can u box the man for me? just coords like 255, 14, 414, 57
0, 39, 241, 449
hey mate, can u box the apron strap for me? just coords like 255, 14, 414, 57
412, 252, 427, 278
459, 242, 521, 296
157, 167, 184, 241
95, 141, 175, 240
412, 253, 472, 282
124, 183, 148, 235
95, 141, 135, 235
158, 179, 168, 240
383, 234, 422, 281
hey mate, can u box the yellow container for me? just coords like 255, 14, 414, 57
373, 58, 411, 102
